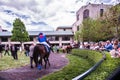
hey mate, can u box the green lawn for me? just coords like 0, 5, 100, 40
0, 51, 29, 70
40, 49, 120, 80
40, 50, 96, 80
1, 49, 120, 80
84, 52, 120, 80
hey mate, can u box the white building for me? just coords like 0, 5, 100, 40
0, 27, 73, 47
72, 3, 112, 33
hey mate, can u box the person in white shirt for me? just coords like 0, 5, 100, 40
110, 45, 120, 58
29, 43, 35, 68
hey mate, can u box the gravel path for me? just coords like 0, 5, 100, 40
0, 53, 68, 80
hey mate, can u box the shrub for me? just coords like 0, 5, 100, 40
40, 49, 102, 80
84, 52, 120, 80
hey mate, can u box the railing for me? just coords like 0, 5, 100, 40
72, 51, 106, 80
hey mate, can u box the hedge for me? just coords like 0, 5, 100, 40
40, 49, 120, 80
40, 49, 102, 80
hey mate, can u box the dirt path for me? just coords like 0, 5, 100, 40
0, 53, 68, 80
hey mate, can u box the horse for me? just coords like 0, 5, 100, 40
66, 45, 72, 53
33, 44, 50, 69
62, 45, 72, 53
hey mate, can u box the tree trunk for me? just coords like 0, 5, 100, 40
20, 42, 24, 51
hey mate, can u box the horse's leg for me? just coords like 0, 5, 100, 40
39, 56, 43, 66
43, 56, 47, 69
47, 54, 50, 66
67, 48, 68, 53
47, 57, 50, 66
33, 56, 38, 67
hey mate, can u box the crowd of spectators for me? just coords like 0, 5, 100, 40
79, 39, 120, 58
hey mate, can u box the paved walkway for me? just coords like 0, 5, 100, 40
0, 53, 68, 80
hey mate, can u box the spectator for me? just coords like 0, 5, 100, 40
110, 44, 120, 58
105, 40, 113, 52
99, 41, 106, 51
56, 45, 60, 53
24, 45, 29, 56
4, 44, 10, 56
10, 44, 18, 60
29, 43, 35, 68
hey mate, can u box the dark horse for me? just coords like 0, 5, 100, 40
33, 44, 50, 69
66, 45, 72, 53
62, 45, 72, 53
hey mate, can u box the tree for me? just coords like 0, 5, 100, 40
11, 18, 30, 48
78, 18, 99, 42
77, 18, 114, 42
104, 4, 120, 39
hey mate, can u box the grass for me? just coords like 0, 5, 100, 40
84, 52, 120, 80
0, 51, 29, 70
1, 49, 120, 80
40, 50, 101, 80
40, 49, 120, 80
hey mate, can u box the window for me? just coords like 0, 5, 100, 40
48, 36, 55, 41
83, 9, 89, 19
100, 9, 104, 17
77, 14, 79, 20
77, 26, 79, 31
1, 37, 8, 42
30, 37, 33, 41
55, 36, 59, 41
62, 36, 70, 41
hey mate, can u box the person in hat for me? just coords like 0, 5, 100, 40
38, 33, 52, 53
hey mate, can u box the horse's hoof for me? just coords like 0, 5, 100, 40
37, 65, 42, 70
31, 66, 33, 69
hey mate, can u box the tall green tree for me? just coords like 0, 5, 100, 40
11, 18, 30, 46
77, 18, 114, 42
104, 4, 120, 39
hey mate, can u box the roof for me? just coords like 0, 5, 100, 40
28, 31, 73, 36
0, 31, 73, 37
56, 26, 72, 29
0, 31, 12, 37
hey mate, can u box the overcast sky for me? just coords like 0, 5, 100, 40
0, 0, 118, 31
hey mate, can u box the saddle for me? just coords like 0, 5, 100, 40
40, 44, 50, 53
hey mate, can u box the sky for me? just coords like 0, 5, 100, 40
0, 0, 118, 31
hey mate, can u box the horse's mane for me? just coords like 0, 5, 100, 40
34, 44, 46, 54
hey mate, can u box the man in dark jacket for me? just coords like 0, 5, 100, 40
10, 44, 18, 60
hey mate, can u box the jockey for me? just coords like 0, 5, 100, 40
38, 32, 51, 52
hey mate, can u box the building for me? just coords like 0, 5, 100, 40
0, 27, 73, 47
72, 3, 112, 33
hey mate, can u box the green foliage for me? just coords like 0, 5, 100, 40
11, 18, 30, 43
74, 31, 81, 41
40, 49, 120, 80
78, 18, 110, 42
84, 52, 120, 80
0, 51, 29, 70
104, 4, 120, 39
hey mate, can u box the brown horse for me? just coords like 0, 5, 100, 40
62, 45, 72, 53
33, 44, 50, 69
66, 45, 72, 53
